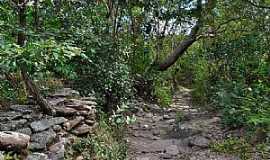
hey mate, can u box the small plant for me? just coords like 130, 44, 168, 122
154, 85, 172, 107
175, 111, 184, 123
110, 103, 136, 127
211, 138, 252, 160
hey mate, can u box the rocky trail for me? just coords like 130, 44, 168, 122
127, 87, 240, 160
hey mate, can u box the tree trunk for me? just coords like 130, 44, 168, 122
21, 68, 54, 114
17, 0, 54, 115
156, 0, 204, 71
157, 23, 200, 71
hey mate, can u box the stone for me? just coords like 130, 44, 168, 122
72, 124, 93, 135
152, 136, 160, 140
163, 114, 171, 120
166, 119, 176, 124
78, 110, 90, 116
47, 98, 66, 106
54, 107, 77, 116
142, 124, 150, 130
0, 119, 27, 131
189, 136, 210, 148
0, 111, 22, 121
152, 130, 160, 136
66, 99, 97, 107
165, 145, 179, 156
49, 117, 67, 126
16, 127, 32, 136
30, 120, 50, 132
176, 123, 202, 138
152, 116, 163, 122
30, 129, 56, 150
76, 156, 84, 160
30, 117, 67, 132
63, 116, 84, 131
53, 125, 62, 132
85, 119, 95, 125
0, 151, 4, 160
52, 88, 80, 98
23, 113, 43, 120
10, 105, 35, 114
81, 96, 96, 101
26, 153, 49, 160
0, 131, 30, 151
189, 109, 198, 112
145, 113, 153, 118
48, 139, 66, 160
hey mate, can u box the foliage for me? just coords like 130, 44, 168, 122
110, 103, 136, 127
211, 138, 253, 159
66, 118, 127, 160
211, 138, 270, 160
0, 80, 17, 104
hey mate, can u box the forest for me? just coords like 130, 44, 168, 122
0, 0, 269, 160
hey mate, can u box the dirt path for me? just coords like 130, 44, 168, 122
126, 87, 239, 160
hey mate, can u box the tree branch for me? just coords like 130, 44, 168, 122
156, 0, 203, 71
157, 21, 201, 71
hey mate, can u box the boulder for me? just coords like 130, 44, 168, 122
30, 120, 50, 133
0, 131, 30, 151
29, 129, 56, 150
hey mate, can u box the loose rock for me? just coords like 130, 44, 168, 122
189, 136, 210, 148
72, 124, 93, 135
26, 153, 49, 160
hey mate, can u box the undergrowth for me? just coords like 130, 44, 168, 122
211, 137, 270, 160
65, 116, 128, 160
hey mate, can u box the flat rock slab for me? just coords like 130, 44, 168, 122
30, 117, 67, 132
0, 111, 22, 121
10, 105, 36, 114
0, 119, 27, 131
0, 131, 30, 151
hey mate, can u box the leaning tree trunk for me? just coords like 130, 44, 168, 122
157, 23, 200, 71
156, 0, 204, 71
17, 0, 53, 115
